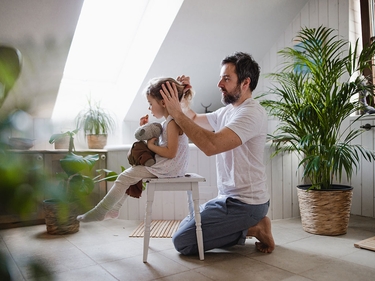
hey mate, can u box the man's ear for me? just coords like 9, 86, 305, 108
242, 77, 251, 90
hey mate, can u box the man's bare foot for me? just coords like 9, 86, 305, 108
247, 216, 275, 253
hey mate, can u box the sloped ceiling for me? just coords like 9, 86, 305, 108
127, 0, 309, 120
0, 0, 308, 121
0, 0, 84, 118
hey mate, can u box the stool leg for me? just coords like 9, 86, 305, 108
191, 183, 204, 260
186, 190, 194, 220
143, 183, 155, 263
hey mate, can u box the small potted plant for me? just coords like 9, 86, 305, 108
260, 26, 375, 235
75, 98, 116, 149
50, 129, 78, 150
45, 130, 121, 234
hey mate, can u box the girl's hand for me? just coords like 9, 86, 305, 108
147, 137, 158, 148
139, 114, 149, 126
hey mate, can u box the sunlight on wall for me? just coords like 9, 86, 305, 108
52, 0, 183, 131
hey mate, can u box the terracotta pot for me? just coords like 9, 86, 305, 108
54, 136, 69, 149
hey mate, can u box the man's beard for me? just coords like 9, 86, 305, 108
221, 84, 241, 105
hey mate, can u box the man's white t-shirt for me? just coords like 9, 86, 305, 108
206, 98, 269, 205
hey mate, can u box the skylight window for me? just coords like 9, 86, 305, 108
52, 0, 183, 128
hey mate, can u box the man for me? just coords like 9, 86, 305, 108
160, 52, 274, 254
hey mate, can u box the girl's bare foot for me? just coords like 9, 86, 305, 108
247, 216, 275, 253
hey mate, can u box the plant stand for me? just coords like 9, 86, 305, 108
297, 185, 353, 236
43, 199, 80, 235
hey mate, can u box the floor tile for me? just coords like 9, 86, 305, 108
100, 252, 190, 281
1, 215, 375, 281
53, 265, 118, 281
300, 257, 375, 281
250, 245, 329, 274
195, 254, 295, 281
286, 233, 364, 259
157, 270, 214, 281
15, 246, 96, 278
340, 247, 375, 269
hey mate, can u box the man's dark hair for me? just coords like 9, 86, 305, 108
221, 52, 260, 91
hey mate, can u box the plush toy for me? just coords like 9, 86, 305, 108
127, 122, 162, 167
126, 122, 163, 198
134, 122, 162, 142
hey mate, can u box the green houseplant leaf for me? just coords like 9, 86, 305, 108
261, 26, 375, 189
60, 153, 99, 175
69, 174, 95, 196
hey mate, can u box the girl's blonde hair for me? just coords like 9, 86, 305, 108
144, 77, 194, 109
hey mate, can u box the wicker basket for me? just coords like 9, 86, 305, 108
43, 199, 80, 235
297, 184, 353, 236
87, 134, 107, 149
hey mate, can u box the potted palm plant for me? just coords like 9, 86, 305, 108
75, 98, 116, 149
45, 131, 120, 234
261, 26, 375, 235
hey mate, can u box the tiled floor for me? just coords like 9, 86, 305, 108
1, 215, 375, 281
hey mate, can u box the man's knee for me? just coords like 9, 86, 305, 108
172, 233, 198, 256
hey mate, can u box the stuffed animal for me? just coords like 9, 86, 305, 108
134, 122, 162, 142
126, 122, 163, 198
127, 122, 162, 167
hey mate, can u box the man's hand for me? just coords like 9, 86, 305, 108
160, 81, 183, 118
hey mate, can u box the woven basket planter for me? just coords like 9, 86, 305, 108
43, 199, 80, 235
297, 184, 353, 236
87, 134, 107, 149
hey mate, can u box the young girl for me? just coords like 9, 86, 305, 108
77, 77, 193, 222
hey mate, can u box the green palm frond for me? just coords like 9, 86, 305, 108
261, 26, 375, 189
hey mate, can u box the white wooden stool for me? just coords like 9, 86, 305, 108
142, 173, 206, 263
